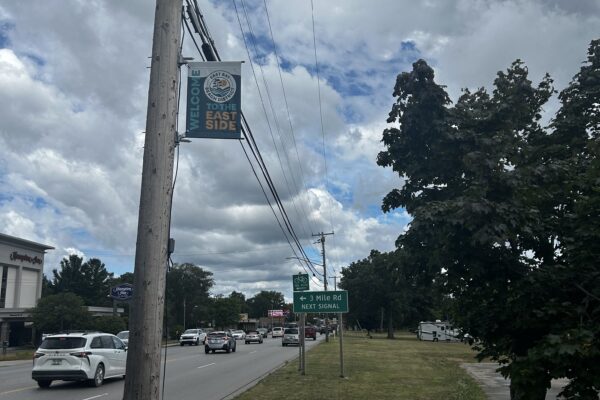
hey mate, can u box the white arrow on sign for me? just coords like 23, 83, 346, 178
299, 296, 306, 301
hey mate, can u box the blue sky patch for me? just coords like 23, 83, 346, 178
23, 52, 45, 67
0, 21, 13, 48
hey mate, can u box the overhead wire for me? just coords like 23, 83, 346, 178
236, 0, 313, 247
310, 0, 337, 285
183, 1, 322, 279
261, 0, 317, 237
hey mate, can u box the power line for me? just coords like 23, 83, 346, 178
183, 3, 323, 279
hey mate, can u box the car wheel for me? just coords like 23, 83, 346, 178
180, 342, 184, 346
232, 344, 236, 353
89, 364, 105, 387
226, 345, 231, 353
37, 379, 52, 388
245, 341, 248, 344
205, 346, 209, 354
211, 349, 215, 353
313, 337, 316, 341
195, 338, 200, 346
433, 338, 438, 342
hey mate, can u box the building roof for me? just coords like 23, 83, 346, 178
0, 232, 55, 251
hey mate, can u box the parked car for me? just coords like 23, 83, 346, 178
282, 328, 299, 346
179, 328, 207, 346
272, 327, 284, 338
205, 331, 236, 353
304, 326, 317, 340
116, 330, 129, 346
245, 331, 263, 344
32, 332, 127, 388
256, 328, 268, 338
230, 330, 246, 340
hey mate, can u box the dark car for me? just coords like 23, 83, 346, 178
304, 326, 317, 340
204, 331, 236, 354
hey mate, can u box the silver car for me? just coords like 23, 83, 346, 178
204, 331, 236, 353
245, 331, 263, 344
282, 328, 300, 346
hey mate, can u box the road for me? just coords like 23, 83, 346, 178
0, 336, 322, 400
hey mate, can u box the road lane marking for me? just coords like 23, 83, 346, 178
197, 362, 215, 369
0, 386, 38, 395
249, 350, 257, 354
81, 394, 108, 400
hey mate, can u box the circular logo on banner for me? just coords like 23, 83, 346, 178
204, 70, 237, 103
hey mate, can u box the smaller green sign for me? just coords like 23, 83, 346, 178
293, 291, 348, 313
293, 273, 310, 291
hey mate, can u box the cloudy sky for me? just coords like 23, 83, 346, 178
0, 0, 598, 301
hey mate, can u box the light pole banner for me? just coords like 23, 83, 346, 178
186, 61, 242, 139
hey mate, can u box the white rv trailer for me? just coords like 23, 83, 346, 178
417, 320, 461, 342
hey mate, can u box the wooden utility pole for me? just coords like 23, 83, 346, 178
313, 231, 333, 342
123, 1, 182, 399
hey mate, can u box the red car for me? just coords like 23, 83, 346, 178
304, 326, 317, 340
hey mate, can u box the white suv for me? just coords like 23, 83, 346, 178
32, 332, 127, 388
179, 328, 207, 346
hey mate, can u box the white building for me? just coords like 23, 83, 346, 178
0, 233, 54, 347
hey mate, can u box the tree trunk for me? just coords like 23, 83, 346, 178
509, 381, 547, 400
387, 305, 394, 339
379, 307, 384, 333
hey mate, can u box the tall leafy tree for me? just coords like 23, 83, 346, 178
246, 290, 285, 319
340, 249, 436, 336
205, 295, 241, 329
50, 255, 114, 306
165, 263, 213, 330
377, 57, 566, 399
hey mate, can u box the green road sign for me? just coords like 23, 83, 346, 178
293, 290, 348, 313
293, 273, 310, 291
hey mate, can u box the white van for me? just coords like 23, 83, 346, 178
417, 320, 461, 342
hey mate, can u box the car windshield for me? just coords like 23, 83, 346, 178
183, 329, 199, 334
40, 337, 87, 349
208, 332, 225, 337
248, 331, 258, 335
284, 328, 299, 334
117, 331, 129, 339
234, 330, 244, 333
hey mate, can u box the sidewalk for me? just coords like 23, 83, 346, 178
461, 363, 570, 400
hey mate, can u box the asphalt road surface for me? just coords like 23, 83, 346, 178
0, 336, 322, 400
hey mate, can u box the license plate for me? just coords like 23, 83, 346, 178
52, 359, 61, 365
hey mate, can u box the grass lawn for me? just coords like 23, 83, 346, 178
0, 349, 34, 362
233, 331, 486, 400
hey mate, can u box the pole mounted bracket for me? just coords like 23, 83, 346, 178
178, 55, 194, 66
175, 132, 191, 145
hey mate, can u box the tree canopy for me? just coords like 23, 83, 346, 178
377, 39, 600, 399
47, 254, 114, 306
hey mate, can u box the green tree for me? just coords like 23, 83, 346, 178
206, 296, 241, 329
165, 263, 213, 331
246, 290, 285, 319
340, 249, 436, 336
30, 293, 92, 333
377, 57, 562, 399
90, 316, 126, 335
50, 255, 114, 306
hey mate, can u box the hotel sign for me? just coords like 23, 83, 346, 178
186, 62, 242, 139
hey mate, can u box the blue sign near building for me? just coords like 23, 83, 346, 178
110, 283, 133, 301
